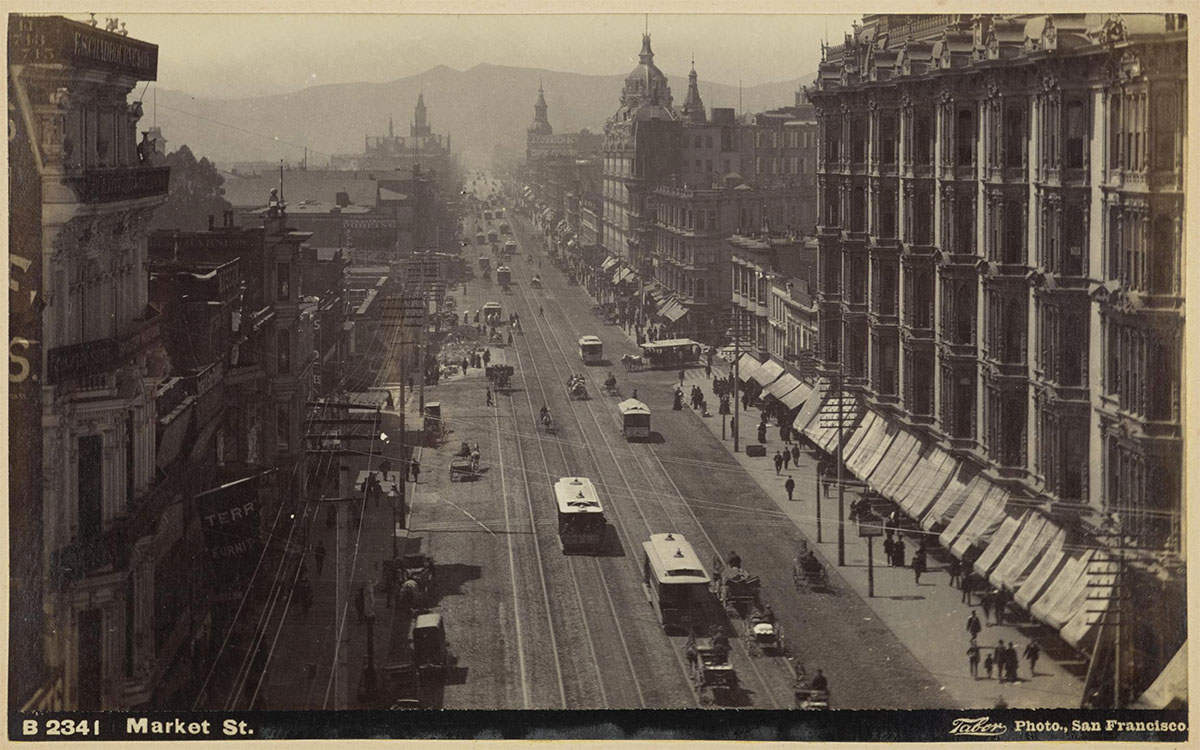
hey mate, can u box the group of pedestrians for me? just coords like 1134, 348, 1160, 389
773, 445, 801, 474
688, 385, 707, 412
965, 609, 1042, 682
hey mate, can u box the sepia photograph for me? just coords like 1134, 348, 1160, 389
6, 5, 1189, 742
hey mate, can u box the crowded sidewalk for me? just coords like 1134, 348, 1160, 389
680, 366, 1085, 709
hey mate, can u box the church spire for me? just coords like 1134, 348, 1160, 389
411, 92, 431, 138
681, 57, 706, 123
639, 33, 654, 65
530, 81, 553, 135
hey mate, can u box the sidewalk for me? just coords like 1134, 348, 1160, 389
680, 368, 1085, 709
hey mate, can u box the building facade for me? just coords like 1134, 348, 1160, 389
8, 15, 177, 711
807, 13, 1185, 700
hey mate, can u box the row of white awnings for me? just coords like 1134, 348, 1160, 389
600, 256, 619, 272
731, 354, 813, 410
762, 372, 814, 411
798, 387, 1118, 650
656, 297, 687, 321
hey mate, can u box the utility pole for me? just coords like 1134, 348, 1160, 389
817, 323, 853, 567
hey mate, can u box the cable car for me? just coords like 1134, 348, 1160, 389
578, 335, 603, 364
617, 398, 651, 440
553, 477, 606, 553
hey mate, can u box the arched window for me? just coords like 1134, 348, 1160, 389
1004, 199, 1024, 264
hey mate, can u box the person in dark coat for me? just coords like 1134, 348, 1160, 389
912, 550, 926, 583
947, 558, 961, 588
883, 536, 896, 566
773, 452, 783, 475
967, 610, 982, 642
967, 644, 981, 678
1023, 641, 1040, 676
791, 444, 800, 465
784, 475, 796, 501
410, 459, 421, 484
314, 541, 326, 576
892, 538, 906, 568
980, 590, 994, 625
1007, 642, 1020, 682
782, 449, 791, 470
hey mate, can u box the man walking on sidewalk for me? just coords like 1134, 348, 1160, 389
410, 459, 421, 484
967, 644, 981, 678
782, 449, 791, 471
947, 557, 961, 588
966, 610, 982, 643
784, 475, 796, 502
791, 444, 800, 466
1023, 641, 1040, 676
314, 541, 327, 577
679, 369, 685, 388
773, 451, 783, 474
486, 387, 494, 407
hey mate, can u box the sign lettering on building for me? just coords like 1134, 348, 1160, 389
196, 474, 265, 588
528, 132, 580, 160
8, 15, 158, 79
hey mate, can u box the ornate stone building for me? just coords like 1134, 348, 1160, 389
9, 15, 172, 711
805, 13, 1185, 703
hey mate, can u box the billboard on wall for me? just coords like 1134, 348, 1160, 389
527, 133, 579, 160
195, 473, 267, 588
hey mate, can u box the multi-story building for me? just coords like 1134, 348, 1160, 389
331, 94, 455, 175
9, 15, 176, 711
768, 272, 819, 368
729, 233, 815, 355
806, 13, 1185, 701
601, 34, 682, 284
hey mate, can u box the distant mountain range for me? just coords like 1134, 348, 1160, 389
149, 63, 814, 169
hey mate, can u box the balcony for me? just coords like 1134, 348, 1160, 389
47, 304, 163, 385
62, 166, 170, 205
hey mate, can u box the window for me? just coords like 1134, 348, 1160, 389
1003, 199, 1024, 264
956, 107, 975, 165
914, 192, 933, 245
78, 435, 103, 541
1004, 105, 1025, 168
850, 187, 866, 232
277, 327, 291, 374
880, 113, 897, 165
1062, 208, 1085, 276
694, 135, 702, 148
878, 189, 896, 239
1109, 95, 1122, 168
277, 262, 290, 300
1063, 101, 1086, 170
1154, 93, 1178, 171
851, 117, 866, 163
914, 114, 932, 165
1150, 214, 1176, 294
276, 401, 291, 452
705, 135, 713, 149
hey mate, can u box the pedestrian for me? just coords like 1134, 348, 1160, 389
892, 538, 906, 568
967, 610, 982, 642
507, 331, 513, 344
967, 644, 981, 678
1007, 642, 1020, 682
773, 452, 783, 474
632, 389, 638, 400
782, 449, 791, 470
947, 557, 961, 588
883, 536, 895, 566
980, 590, 994, 625
705, 362, 712, 378
780, 423, 789, 443
983, 652, 995, 680
410, 459, 421, 484
381, 459, 392, 483
679, 369, 685, 387
314, 541, 326, 576
486, 387, 494, 406
791, 444, 800, 466
354, 586, 365, 624
913, 549, 926, 584
784, 475, 796, 502
1023, 641, 1040, 677
996, 641, 1008, 681
757, 423, 767, 444
995, 586, 1009, 626
462, 356, 470, 374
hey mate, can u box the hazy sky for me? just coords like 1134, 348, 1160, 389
86, 13, 859, 100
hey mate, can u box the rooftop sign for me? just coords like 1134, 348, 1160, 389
9, 15, 158, 79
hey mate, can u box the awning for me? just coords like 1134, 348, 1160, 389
937, 482, 989, 550
840, 411, 880, 471
923, 466, 985, 531
794, 379, 829, 434
1029, 548, 1092, 628
1061, 557, 1116, 647
991, 513, 1060, 591
845, 414, 892, 479
1013, 526, 1068, 609
973, 513, 1023, 576
613, 267, 635, 284
660, 299, 687, 322
950, 485, 1011, 556
750, 358, 785, 387
734, 354, 765, 384
601, 256, 619, 272
894, 445, 956, 518
779, 381, 813, 411
1132, 643, 1187, 709
874, 431, 923, 499
764, 373, 802, 401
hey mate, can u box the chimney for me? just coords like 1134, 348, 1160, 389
208, 215, 215, 231
223, 210, 234, 228
336, 191, 351, 207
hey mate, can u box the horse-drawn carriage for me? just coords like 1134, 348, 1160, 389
383, 538, 436, 612
793, 668, 831, 710
602, 372, 619, 397
717, 565, 762, 618
449, 441, 481, 482
793, 550, 829, 590
567, 374, 587, 400
531, 274, 542, 289
686, 634, 738, 706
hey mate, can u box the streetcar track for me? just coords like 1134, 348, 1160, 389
511, 300, 648, 709
493, 395, 534, 708
523, 249, 790, 709
506, 241, 700, 708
